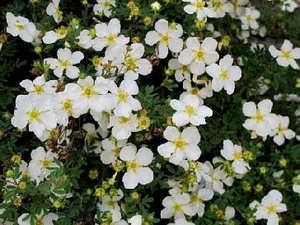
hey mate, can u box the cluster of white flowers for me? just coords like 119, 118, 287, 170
242, 99, 295, 145
4, 0, 298, 224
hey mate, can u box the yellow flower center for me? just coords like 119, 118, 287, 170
103, 0, 110, 7
41, 158, 51, 168
161, 33, 170, 43
174, 137, 187, 150
173, 203, 182, 212
56, 26, 67, 37
195, 48, 205, 61
267, 204, 276, 214
282, 51, 291, 60
62, 99, 72, 112
59, 59, 71, 68
128, 160, 139, 171
253, 110, 265, 123
106, 34, 117, 45
82, 86, 96, 98
119, 116, 130, 124
125, 56, 137, 70
27, 108, 41, 123
277, 125, 287, 134
220, 69, 229, 80
34, 85, 44, 94
233, 151, 242, 161
194, 1, 204, 9
15, 21, 25, 31
246, 15, 252, 23
185, 106, 196, 116
190, 87, 199, 95
117, 89, 128, 102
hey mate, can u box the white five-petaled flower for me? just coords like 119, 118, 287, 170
45, 48, 84, 79
170, 94, 213, 127
269, 39, 300, 70
178, 37, 219, 75
20, 75, 57, 97
145, 19, 183, 59
11, 95, 57, 138
100, 138, 128, 164
206, 54, 242, 95
121, 43, 153, 80
120, 144, 154, 189
161, 193, 194, 219
252, 190, 287, 225
108, 79, 142, 117
93, 18, 129, 59
182, 0, 217, 19
6, 12, 37, 43
240, 7, 260, 30
158, 126, 201, 165
93, 0, 116, 18
220, 139, 250, 175
46, 0, 63, 24
27, 146, 59, 184
242, 99, 278, 138
269, 115, 295, 146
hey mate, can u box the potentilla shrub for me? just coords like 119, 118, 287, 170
0, 0, 300, 225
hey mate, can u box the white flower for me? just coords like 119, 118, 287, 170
77, 29, 95, 49
168, 58, 191, 82
183, 0, 217, 19
64, 76, 113, 115
170, 94, 213, 126
190, 187, 214, 216
93, 18, 129, 58
269, 39, 300, 69
161, 193, 194, 219
6, 12, 37, 43
11, 95, 57, 138
93, 0, 116, 17
239, 7, 260, 30
108, 113, 139, 140
269, 115, 295, 146
20, 75, 57, 97
100, 138, 127, 164
121, 43, 152, 80
42, 26, 67, 44
120, 144, 154, 189
145, 19, 183, 59
178, 37, 219, 75
292, 174, 300, 194
46, 0, 63, 23
206, 54, 242, 95
253, 190, 287, 225
108, 79, 141, 117
27, 146, 59, 184
45, 48, 84, 79
18, 212, 58, 225
281, 0, 298, 12
158, 126, 201, 165
242, 99, 278, 138
128, 215, 142, 225
220, 139, 250, 174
